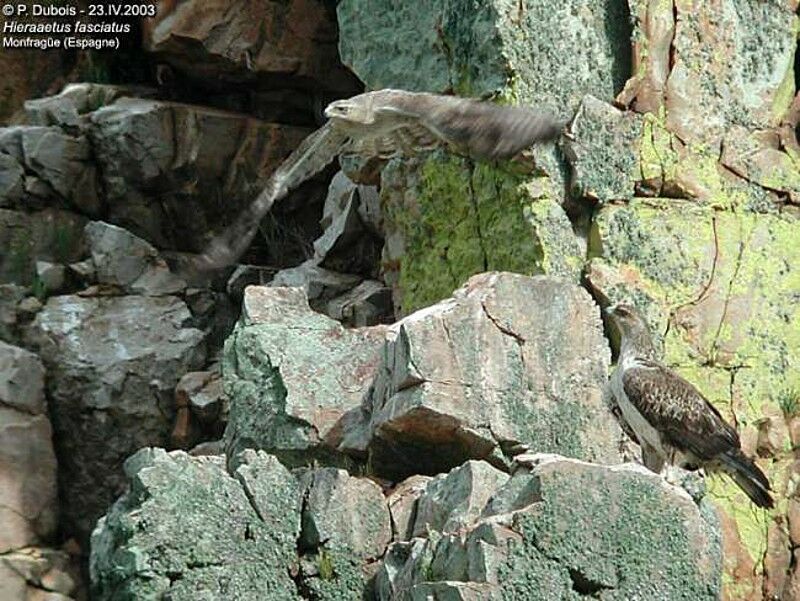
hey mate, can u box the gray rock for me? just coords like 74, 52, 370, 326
66, 259, 95, 285
313, 171, 384, 278
343, 272, 622, 479
0, 547, 76, 601
270, 259, 363, 305
326, 279, 393, 327
223, 286, 386, 467
295, 466, 391, 599
90, 449, 301, 600
20, 126, 100, 215
0, 342, 57, 552
84, 221, 186, 295
16, 297, 42, 320
0, 152, 24, 207
88, 97, 313, 250
23, 83, 141, 129
412, 461, 508, 538
388, 475, 431, 542
34, 261, 65, 295
0, 284, 25, 343
0, 209, 87, 286
26, 295, 205, 544
300, 467, 391, 560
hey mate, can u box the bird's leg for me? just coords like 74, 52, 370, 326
641, 443, 665, 474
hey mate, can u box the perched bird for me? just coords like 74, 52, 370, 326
606, 303, 773, 509
192, 89, 561, 271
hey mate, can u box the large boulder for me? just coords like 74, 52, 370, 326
341, 272, 623, 480
223, 286, 387, 467
25, 295, 206, 546
0, 342, 57, 552
90, 449, 301, 600
377, 455, 721, 600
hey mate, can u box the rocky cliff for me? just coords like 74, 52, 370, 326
0, 0, 798, 600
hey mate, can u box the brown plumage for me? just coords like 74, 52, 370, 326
607, 303, 773, 509
191, 89, 562, 272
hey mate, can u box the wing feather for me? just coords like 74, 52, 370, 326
376, 91, 563, 160
193, 122, 347, 271
622, 360, 740, 460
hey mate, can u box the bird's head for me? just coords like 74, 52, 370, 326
605, 303, 649, 336
324, 97, 373, 124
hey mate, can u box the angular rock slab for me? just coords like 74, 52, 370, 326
0, 342, 57, 552
343, 272, 622, 480
564, 95, 644, 202
300, 467, 391, 560
84, 221, 186, 296
337, 0, 631, 116
380, 456, 721, 600
412, 461, 507, 538
296, 467, 391, 598
90, 449, 301, 600
223, 286, 386, 466
26, 295, 205, 544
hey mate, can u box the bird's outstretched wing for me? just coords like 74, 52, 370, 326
378, 92, 563, 160
621, 359, 740, 460
192, 122, 348, 271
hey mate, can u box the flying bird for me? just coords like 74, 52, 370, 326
607, 303, 773, 508
192, 89, 562, 271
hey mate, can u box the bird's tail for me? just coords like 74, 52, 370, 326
719, 449, 774, 509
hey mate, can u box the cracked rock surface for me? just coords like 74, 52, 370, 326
24, 295, 206, 546
343, 272, 623, 479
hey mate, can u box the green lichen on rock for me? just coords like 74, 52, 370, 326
90, 449, 302, 601
566, 95, 644, 202
590, 199, 800, 589
300, 543, 368, 601
382, 151, 581, 314
497, 462, 721, 600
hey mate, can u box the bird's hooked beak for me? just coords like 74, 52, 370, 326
604, 303, 618, 316
324, 101, 350, 119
